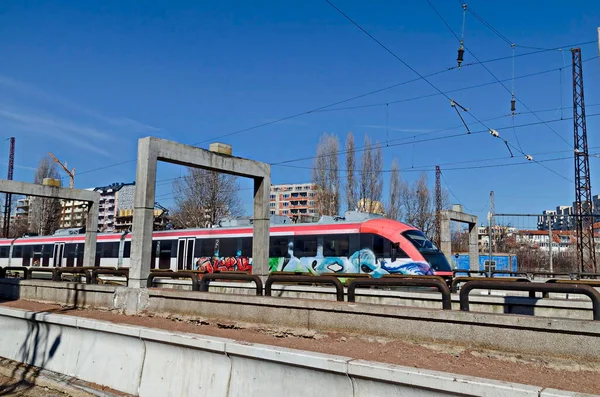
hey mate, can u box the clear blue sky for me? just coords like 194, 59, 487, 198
0, 0, 599, 225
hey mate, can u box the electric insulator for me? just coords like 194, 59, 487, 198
510, 99, 516, 113
457, 45, 465, 68
489, 129, 499, 137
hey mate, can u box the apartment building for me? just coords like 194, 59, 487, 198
59, 195, 92, 229
538, 194, 600, 230
94, 182, 135, 232
269, 183, 318, 218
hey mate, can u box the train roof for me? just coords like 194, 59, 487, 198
0, 211, 420, 244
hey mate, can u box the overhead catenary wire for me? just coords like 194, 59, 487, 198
154, 152, 597, 203
74, 43, 598, 178
316, 57, 599, 113
323, 0, 573, 183
425, 0, 571, 150
272, 111, 600, 166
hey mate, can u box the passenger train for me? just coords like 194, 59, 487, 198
0, 212, 453, 278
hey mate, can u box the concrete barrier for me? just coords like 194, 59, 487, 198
0, 306, 595, 397
0, 278, 595, 320
2, 279, 600, 360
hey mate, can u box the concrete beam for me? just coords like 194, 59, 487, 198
0, 179, 100, 267
153, 137, 269, 179
443, 210, 477, 225
440, 209, 479, 270
0, 179, 98, 202
128, 137, 271, 295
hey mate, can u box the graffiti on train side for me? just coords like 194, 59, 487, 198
195, 256, 251, 273
193, 250, 433, 277
268, 248, 433, 277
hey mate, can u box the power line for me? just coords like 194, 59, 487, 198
74, 46, 597, 178
273, 112, 600, 167
323, 0, 568, 181
439, 169, 470, 211
315, 61, 599, 113
425, 0, 573, 148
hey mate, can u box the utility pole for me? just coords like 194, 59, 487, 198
571, 47, 597, 273
2, 137, 15, 238
548, 216, 553, 273
488, 190, 494, 278
434, 165, 442, 247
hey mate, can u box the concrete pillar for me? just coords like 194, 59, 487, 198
252, 174, 271, 279
468, 223, 479, 271
440, 213, 452, 266
83, 200, 99, 268
128, 138, 158, 289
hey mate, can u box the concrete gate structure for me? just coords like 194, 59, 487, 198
128, 137, 271, 290
0, 179, 100, 267
440, 208, 479, 270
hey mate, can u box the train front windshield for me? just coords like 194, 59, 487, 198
402, 230, 452, 272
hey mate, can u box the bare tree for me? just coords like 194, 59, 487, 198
345, 132, 357, 211
386, 158, 405, 220
312, 133, 341, 216
370, 140, 383, 208
358, 135, 372, 212
400, 171, 453, 238
402, 172, 434, 236
170, 168, 243, 228
357, 135, 384, 213
29, 157, 62, 236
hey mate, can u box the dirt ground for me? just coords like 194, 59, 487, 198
2, 299, 599, 395
0, 373, 69, 397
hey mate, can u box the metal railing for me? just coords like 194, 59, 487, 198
347, 276, 452, 310
459, 280, 600, 320
199, 272, 263, 296
147, 271, 200, 291
451, 276, 530, 294
265, 274, 344, 302
90, 269, 129, 285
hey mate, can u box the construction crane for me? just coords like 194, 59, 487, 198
48, 152, 75, 188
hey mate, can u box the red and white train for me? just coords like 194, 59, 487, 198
0, 212, 453, 279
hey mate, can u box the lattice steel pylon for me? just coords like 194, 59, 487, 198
2, 137, 15, 238
571, 47, 597, 273
434, 165, 442, 247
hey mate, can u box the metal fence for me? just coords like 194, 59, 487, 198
490, 213, 596, 273
450, 213, 598, 273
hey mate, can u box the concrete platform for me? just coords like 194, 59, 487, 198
1, 279, 599, 362
0, 305, 596, 397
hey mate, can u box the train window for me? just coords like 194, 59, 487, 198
269, 236, 289, 257
157, 240, 173, 269
198, 238, 216, 257
76, 244, 84, 266
64, 244, 76, 267
294, 236, 317, 257
12, 246, 22, 258
323, 234, 350, 257
22, 245, 32, 266
240, 237, 252, 257
0, 246, 9, 258
96, 242, 119, 258
151, 241, 158, 269
123, 241, 131, 258
42, 245, 53, 266
64, 244, 77, 258
219, 238, 238, 257
348, 233, 360, 254
373, 235, 391, 258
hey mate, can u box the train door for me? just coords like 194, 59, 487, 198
52, 243, 65, 267
176, 238, 196, 270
